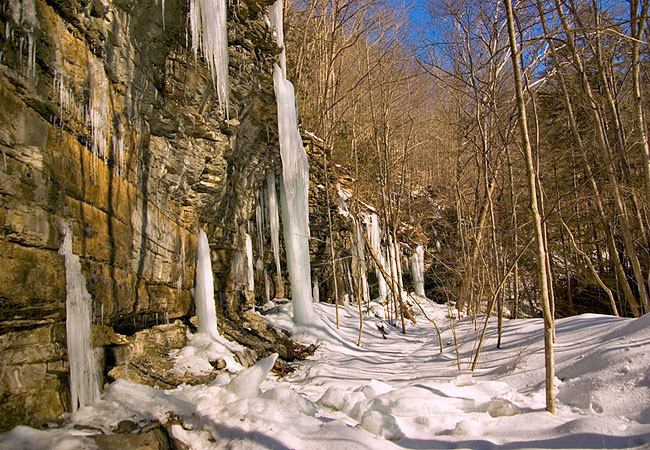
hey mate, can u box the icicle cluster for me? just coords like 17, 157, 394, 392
195, 229, 219, 339
189, 0, 229, 114
58, 220, 101, 412
53, 69, 82, 128
87, 54, 113, 172
7, 0, 38, 77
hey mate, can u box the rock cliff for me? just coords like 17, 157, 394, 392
0, 0, 303, 430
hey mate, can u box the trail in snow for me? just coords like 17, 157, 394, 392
1, 299, 650, 449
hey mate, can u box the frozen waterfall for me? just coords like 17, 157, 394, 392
59, 220, 101, 412
271, 0, 315, 324
411, 245, 425, 297
189, 0, 229, 113
366, 214, 387, 303
195, 229, 219, 339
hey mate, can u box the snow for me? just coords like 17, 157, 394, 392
58, 220, 101, 412
225, 353, 277, 399
189, 0, 229, 114
0, 426, 96, 450
195, 229, 219, 340
3, 299, 650, 449
170, 332, 243, 375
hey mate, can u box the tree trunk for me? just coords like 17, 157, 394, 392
505, 0, 556, 413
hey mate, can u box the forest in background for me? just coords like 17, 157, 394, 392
284, 0, 650, 321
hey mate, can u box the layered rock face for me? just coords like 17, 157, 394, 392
0, 0, 286, 430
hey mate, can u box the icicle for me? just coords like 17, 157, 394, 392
195, 229, 219, 339
189, 0, 229, 114
356, 220, 370, 307
58, 220, 101, 412
177, 232, 186, 291
312, 277, 319, 303
268, 0, 286, 78
366, 214, 387, 303
411, 245, 425, 297
255, 191, 265, 255
162, 0, 166, 30
112, 120, 124, 175
264, 269, 271, 303
245, 232, 255, 292
274, 67, 315, 325
266, 172, 282, 286
387, 235, 399, 297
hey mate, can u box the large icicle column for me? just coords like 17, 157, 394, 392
189, 0, 229, 113
196, 230, 219, 339
411, 245, 425, 297
269, 0, 287, 77
270, 0, 315, 324
59, 221, 101, 412
366, 214, 388, 303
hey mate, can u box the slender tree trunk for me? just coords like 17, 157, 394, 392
631, 0, 650, 202
505, 0, 556, 413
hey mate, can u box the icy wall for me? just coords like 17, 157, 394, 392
0, 0, 385, 431
0, 0, 282, 430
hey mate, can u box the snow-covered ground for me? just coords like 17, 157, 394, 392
2, 298, 650, 449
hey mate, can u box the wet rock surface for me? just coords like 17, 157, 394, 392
0, 0, 288, 430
